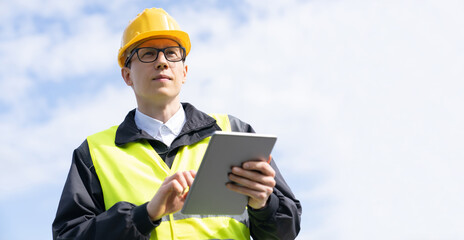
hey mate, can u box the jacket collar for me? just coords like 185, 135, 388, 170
115, 102, 220, 147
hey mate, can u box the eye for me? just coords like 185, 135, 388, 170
138, 48, 157, 60
141, 50, 155, 57
165, 48, 179, 57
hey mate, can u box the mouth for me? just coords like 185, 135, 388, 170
153, 75, 172, 81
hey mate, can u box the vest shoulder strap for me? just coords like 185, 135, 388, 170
209, 113, 231, 132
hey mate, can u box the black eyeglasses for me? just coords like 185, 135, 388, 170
124, 46, 186, 67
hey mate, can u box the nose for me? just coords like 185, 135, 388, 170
155, 52, 169, 70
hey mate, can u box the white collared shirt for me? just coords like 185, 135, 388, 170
134, 106, 186, 147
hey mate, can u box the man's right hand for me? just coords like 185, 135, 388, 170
146, 170, 196, 221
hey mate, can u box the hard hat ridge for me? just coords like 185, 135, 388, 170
118, 8, 191, 68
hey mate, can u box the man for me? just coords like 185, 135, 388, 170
53, 8, 301, 240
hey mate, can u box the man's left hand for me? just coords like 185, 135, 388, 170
226, 158, 276, 209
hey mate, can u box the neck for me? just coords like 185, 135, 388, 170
137, 98, 181, 123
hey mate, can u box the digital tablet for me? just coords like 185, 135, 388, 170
181, 131, 277, 215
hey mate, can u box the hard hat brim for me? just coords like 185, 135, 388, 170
118, 30, 191, 68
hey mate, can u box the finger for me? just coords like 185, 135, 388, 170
189, 170, 197, 178
242, 161, 276, 178
165, 179, 185, 196
230, 167, 264, 185
172, 172, 189, 189
229, 171, 276, 191
179, 172, 189, 188
231, 166, 276, 187
226, 182, 273, 203
183, 171, 195, 187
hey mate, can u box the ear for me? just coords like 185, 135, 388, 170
182, 64, 188, 84
121, 67, 133, 86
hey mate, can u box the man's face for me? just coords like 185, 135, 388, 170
121, 38, 188, 106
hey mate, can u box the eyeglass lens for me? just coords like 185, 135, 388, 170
137, 47, 184, 63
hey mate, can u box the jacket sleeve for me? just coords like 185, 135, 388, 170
52, 141, 160, 240
228, 115, 303, 240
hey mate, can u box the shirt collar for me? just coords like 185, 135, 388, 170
164, 106, 186, 137
115, 103, 220, 147
134, 106, 186, 139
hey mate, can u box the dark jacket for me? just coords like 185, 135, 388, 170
52, 103, 302, 240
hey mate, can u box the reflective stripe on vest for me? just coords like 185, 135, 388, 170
87, 114, 250, 240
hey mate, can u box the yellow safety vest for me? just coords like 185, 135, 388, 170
87, 114, 250, 240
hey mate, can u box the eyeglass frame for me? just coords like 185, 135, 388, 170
124, 46, 186, 68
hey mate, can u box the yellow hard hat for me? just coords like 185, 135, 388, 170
117, 8, 191, 68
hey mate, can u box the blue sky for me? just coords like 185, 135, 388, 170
1, 0, 464, 239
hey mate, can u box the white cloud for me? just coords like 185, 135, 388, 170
0, 0, 123, 105
0, 84, 134, 197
